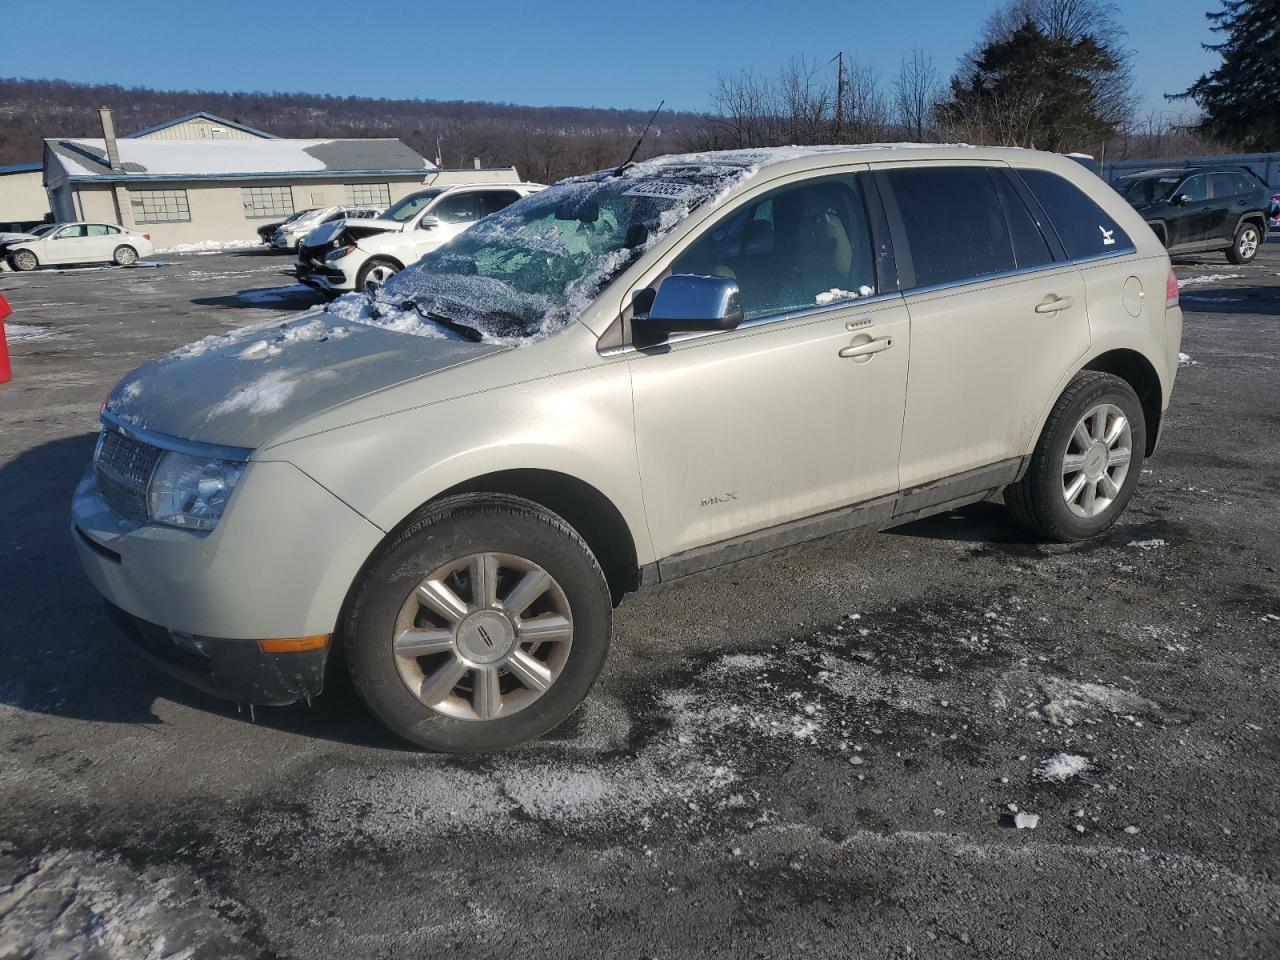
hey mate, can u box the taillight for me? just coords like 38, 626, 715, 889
1166, 270, 1179, 307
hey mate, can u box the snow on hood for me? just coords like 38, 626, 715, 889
103, 311, 506, 449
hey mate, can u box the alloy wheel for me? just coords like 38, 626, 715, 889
1061, 402, 1132, 518
363, 263, 397, 291
1238, 228, 1259, 260
392, 552, 573, 721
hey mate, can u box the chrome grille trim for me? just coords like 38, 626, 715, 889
94, 427, 162, 524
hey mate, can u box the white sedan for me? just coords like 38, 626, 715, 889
4, 222, 155, 271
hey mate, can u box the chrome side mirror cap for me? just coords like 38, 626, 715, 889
635, 275, 744, 335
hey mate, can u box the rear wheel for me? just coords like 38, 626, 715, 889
343, 494, 612, 752
112, 245, 137, 266
1006, 372, 1146, 542
1226, 223, 1260, 264
10, 249, 38, 271
357, 258, 399, 293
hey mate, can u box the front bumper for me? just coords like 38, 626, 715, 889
296, 253, 356, 293
105, 602, 327, 704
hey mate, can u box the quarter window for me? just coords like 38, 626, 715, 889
344, 183, 391, 208
132, 189, 191, 224
671, 175, 876, 320
241, 186, 294, 220
992, 173, 1054, 269
1209, 173, 1239, 199
1018, 169, 1132, 260
885, 166, 1015, 287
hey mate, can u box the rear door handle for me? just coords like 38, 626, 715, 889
839, 336, 893, 359
1034, 295, 1074, 314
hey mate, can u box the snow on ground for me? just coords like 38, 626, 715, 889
1128, 538, 1168, 551
157, 238, 266, 255
1038, 677, 1160, 727
2, 323, 64, 343
0, 849, 254, 959
1178, 352, 1198, 367
236, 284, 313, 304
1036, 753, 1090, 781
1177, 273, 1243, 288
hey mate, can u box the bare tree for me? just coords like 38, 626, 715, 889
892, 49, 941, 141
843, 62, 891, 142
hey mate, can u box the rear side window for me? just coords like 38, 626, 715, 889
477, 190, 521, 217
1210, 173, 1239, 199
1018, 169, 1132, 259
885, 166, 1015, 287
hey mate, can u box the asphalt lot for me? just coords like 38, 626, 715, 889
1, 245, 1278, 959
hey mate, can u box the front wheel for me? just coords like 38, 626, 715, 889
10, 249, 38, 271
1227, 223, 1260, 264
343, 494, 612, 752
357, 258, 399, 293
1006, 372, 1146, 542
112, 245, 138, 266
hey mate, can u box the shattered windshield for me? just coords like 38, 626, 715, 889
328, 159, 757, 342
1120, 175, 1181, 205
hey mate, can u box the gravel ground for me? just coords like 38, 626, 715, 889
1, 245, 1277, 959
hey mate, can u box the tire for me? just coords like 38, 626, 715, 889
1006, 371, 1146, 542
1226, 222, 1260, 264
10, 249, 38, 272
356, 258, 399, 292
112, 245, 138, 266
342, 494, 612, 752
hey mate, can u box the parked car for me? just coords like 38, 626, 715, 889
1268, 192, 1279, 234
0, 223, 57, 244
269, 205, 382, 252
255, 208, 317, 243
76, 146, 1182, 752
296, 183, 542, 294
1115, 166, 1270, 263
5, 222, 154, 270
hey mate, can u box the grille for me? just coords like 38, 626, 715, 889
94, 427, 162, 523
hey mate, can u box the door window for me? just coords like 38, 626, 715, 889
85, 224, 111, 236
1179, 175, 1207, 202
54, 225, 86, 239
670, 175, 876, 321
885, 166, 1015, 287
1017, 169, 1132, 259
430, 193, 479, 224
477, 190, 522, 217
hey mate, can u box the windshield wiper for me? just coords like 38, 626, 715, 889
402, 300, 484, 342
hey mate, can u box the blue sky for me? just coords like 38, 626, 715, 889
0, 0, 1220, 119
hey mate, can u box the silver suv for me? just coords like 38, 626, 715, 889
73, 145, 1183, 751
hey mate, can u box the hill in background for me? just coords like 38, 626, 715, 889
0, 77, 706, 182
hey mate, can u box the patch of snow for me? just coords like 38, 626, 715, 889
1036, 753, 1090, 781
1177, 352, 1198, 367
1039, 677, 1159, 726
158, 238, 266, 255
210, 368, 300, 416
1013, 811, 1040, 829
815, 285, 874, 305
237, 284, 314, 304
236, 317, 349, 358
2, 322, 64, 343
1128, 538, 1167, 551
1176, 273, 1242, 288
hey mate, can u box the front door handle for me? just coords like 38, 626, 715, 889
1035, 295, 1074, 314
839, 336, 894, 359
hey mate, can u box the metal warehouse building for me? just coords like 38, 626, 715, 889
0, 162, 52, 232
42, 113, 440, 249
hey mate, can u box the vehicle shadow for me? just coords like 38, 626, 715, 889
0, 433, 405, 750
190, 285, 327, 311
1177, 285, 1280, 317
887, 498, 1042, 546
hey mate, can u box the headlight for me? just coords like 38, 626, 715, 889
325, 244, 356, 261
148, 451, 246, 531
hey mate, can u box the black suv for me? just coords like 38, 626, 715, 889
1115, 166, 1269, 264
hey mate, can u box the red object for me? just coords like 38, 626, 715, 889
0, 293, 11, 384
1166, 270, 1179, 308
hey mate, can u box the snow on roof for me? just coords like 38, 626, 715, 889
45, 137, 434, 180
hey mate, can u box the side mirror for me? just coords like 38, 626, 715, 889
1173, 194, 1191, 206
634, 275, 744, 335
418, 216, 441, 230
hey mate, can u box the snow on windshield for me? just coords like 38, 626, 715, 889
328, 153, 766, 343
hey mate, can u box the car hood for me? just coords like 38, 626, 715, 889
306, 218, 403, 247
103, 310, 508, 450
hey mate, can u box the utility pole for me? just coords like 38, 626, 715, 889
831, 52, 847, 140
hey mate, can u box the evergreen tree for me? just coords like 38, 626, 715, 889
1172, 0, 1280, 150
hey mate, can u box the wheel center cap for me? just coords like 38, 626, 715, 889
1084, 442, 1109, 480
455, 611, 516, 665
